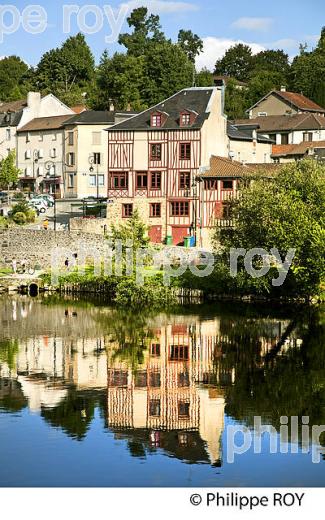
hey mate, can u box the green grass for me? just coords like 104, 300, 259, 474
0, 267, 12, 277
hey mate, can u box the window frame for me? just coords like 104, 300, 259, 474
122, 203, 133, 218
170, 201, 189, 217
150, 203, 161, 218
179, 171, 191, 190
150, 171, 162, 190
136, 171, 148, 189
180, 142, 191, 160
150, 143, 162, 161
111, 172, 128, 189
222, 180, 233, 190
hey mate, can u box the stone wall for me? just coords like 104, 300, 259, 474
0, 228, 107, 268
70, 217, 108, 235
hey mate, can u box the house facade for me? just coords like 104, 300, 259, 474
105, 87, 273, 247
248, 88, 325, 118
16, 115, 73, 197
0, 92, 73, 161
63, 110, 135, 199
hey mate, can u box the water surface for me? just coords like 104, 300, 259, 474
0, 295, 324, 486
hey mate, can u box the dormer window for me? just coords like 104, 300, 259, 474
181, 113, 191, 126
151, 113, 162, 127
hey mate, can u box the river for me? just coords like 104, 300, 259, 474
0, 295, 324, 486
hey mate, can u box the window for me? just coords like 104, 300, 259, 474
89, 174, 97, 187
178, 401, 190, 418
222, 180, 233, 190
26, 133, 30, 143
258, 111, 268, 117
179, 171, 190, 189
151, 171, 162, 189
68, 174, 74, 188
135, 371, 147, 388
170, 345, 189, 360
50, 148, 57, 158
38, 133, 43, 142
171, 201, 189, 217
68, 132, 74, 146
151, 343, 160, 357
180, 113, 191, 126
180, 143, 191, 160
150, 371, 161, 388
94, 152, 101, 165
151, 113, 162, 127
52, 134, 57, 141
25, 150, 31, 159
67, 152, 75, 166
98, 175, 104, 187
6, 128, 11, 140
92, 132, 101, 145
150, 203, 161, 217
122, 203, 133, 218
136, 172, 148, 189
149, 399, 161, 417
303, 132, 313, 142
222, 202, 231, 219
281, 133, 289, 145
178, 371, 190, 387
151, 143, 162, 161
112, 172, 128, 189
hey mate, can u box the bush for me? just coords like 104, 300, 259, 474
25, 208, 36, 223
12, 211, 27, 225
0, 216, 8, 228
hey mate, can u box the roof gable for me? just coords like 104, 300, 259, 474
248, 90, 325, 114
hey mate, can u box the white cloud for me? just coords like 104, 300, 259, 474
122, 0, 199, 14
269, 38, 299, 49
232, 17, 273, 32
196, 37, 265, 71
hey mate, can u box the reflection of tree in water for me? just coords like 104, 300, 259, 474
98, 310, 155, 372
41, 388, 106, 441
218, 307, 325, 445
0, 339, 19, 371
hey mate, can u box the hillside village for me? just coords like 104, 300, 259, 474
0, 81, 324, 248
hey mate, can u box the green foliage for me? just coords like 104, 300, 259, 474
178, 29, 203, 63
110, 209, 149, 250
0, 56, 29, 101
34, 33, 95, 105
290, 28, 325, 107
12, 211, 27, 225
0, 151, 20, 189
217, 160, 325, 298
224, 79, 250, 119
0, 339, 19, 370
195, 68, 214, 87
119, 7, 165, 57
215, 44, 253, 81
0, 216, 8, 228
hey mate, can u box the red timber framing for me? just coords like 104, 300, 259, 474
107, 128, 201, 231
199, 178, 239, 228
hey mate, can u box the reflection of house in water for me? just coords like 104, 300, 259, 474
107, 321, 225, 466
5, 335, 107, 412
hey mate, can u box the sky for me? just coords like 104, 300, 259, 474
0, 0, 323, 69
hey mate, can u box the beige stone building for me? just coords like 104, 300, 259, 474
248, 88, 325, 118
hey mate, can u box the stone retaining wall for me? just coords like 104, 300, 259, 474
0, 229, 107, 268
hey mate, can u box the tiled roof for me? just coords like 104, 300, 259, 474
107, 88, 217, 131
0, 99, 27, 113
199, 156, 280, 178
248, 90, 325, 114
70, 104, 87, 114
18, 114, 74, 132
64, 110, 137, 126
234, 113, 325, 133
273, 90, 325, 113
272, 140, 325, 157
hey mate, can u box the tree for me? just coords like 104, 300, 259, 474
178, 29, 203, 63
195, 68, 214, 87
215, 44, 253, 81
224, 79, 250, 119
247, 70, 284, 107
90, 51, 146, 111
0, 56, 29, 101
110, 209, 149, 250
142, 40, 193, 106
119, 7, 165, 56
217, 160, 325, 298
290, 28, 325, 108
251, 49, 290, 80
35, 33, 95, 105
0, 151, 20, 189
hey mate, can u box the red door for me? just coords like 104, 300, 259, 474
149, 225, 162, 243
172, 226, 189, 246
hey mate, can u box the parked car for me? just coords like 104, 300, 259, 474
28, 199, 47, 214
31, 194, 55, 207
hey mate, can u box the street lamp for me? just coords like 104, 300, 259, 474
45, 160, 57, 231
88, 154, 99, 200
32, 150, 39, 193
185, 178, 201, 245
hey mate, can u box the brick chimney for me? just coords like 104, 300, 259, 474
27, 92, 41, 113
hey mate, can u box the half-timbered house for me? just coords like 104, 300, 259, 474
106, 87, 229, 246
